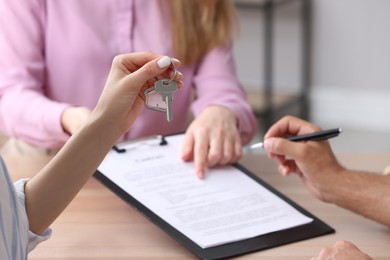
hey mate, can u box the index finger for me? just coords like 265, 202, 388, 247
193, 130, 209, 179
264, 116, 320, 139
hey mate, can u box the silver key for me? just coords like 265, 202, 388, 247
154, 79, 178, 122
143, 58, 179, 122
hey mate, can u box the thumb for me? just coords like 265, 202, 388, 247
125, 56, 174, 86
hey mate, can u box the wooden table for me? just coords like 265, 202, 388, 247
4, 152, 390, 259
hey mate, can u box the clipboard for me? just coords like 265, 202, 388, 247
94, 134, 334, 259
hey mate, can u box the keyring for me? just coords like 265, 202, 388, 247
168, 59, 177, 82
154, 59, 176, 82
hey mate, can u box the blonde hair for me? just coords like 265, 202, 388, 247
167, 0, 238, 64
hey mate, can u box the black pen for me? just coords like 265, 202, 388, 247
250, 128, 342, 149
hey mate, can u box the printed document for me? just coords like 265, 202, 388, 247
98, 134, 312, 248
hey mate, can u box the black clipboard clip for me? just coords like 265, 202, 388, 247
112, 135, 168, 153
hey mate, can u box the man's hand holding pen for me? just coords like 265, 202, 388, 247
262, 115, 346, 203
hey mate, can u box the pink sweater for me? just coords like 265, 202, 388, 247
0, 0, 256, 148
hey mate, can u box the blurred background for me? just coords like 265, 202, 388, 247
234, 0, 390, 152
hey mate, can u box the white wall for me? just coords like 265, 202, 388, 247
234, 0, 390, 132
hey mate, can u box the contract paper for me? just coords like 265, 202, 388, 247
98, 134, 313, 248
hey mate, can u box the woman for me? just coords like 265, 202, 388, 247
0, 0, 257, 178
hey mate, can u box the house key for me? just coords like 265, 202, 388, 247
144, 59, 178, 122
154, 79, 178, 122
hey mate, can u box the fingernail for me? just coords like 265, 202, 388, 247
264, 139, 273, 150
197, 170, 204, 179
157, 56, 171, 69
282, 167, 289, 176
